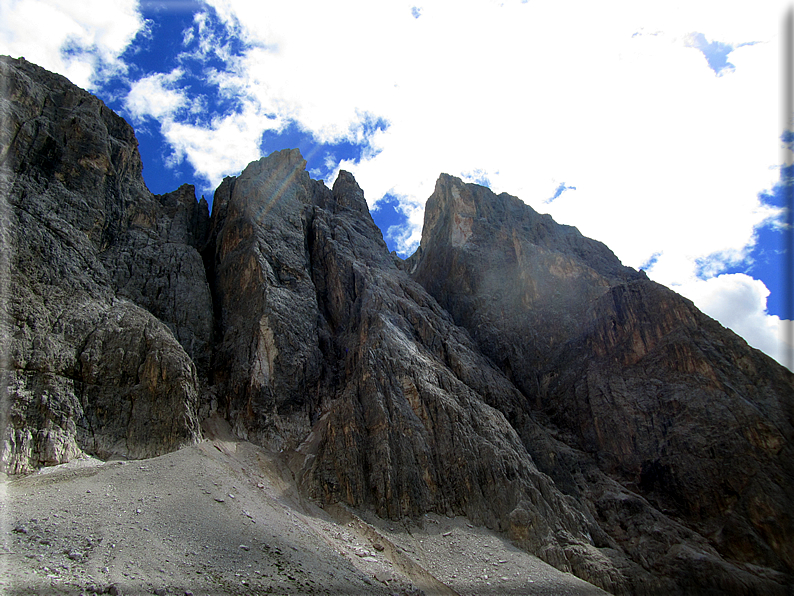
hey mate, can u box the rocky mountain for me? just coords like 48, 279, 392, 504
1, 55, 792, 595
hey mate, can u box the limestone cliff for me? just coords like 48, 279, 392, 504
0, 56, 205, 470
410, 174, 794, 593
1, 55, 792, 595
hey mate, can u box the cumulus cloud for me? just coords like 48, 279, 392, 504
0, 0, 143, 89
124, 67, 285, 186
384, 196, 425, 255
676, 274, 793, 370
161, 106, 281, 186
126, 69, 187, 122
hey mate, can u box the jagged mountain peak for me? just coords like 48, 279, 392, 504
413, 157, 794, 590
332, 169, 371, 215
417, 171, 638, 285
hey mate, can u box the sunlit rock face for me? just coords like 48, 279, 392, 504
410, 172, 794, 591
202, 150, 327, 448
2, 55, 793, 595
408, 173, 639, 381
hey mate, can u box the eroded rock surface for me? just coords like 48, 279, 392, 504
0, 56, 203, 471
410, 173, 794, 593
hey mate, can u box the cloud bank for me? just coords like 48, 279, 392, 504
677, 273, 793, 368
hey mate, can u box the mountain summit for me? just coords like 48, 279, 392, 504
1, 55, 792, 595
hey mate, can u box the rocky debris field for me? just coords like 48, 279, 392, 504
362, 512, 608, 596
1, 426, 608, 596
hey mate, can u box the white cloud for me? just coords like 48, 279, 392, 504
676, 274, 793, 370
384, 196, 425, 255
161, 105, 282, 187
125, 69, 187, 122
0, 0, 143, 89
123, 67, 281, 187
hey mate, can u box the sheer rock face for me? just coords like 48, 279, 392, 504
204, 150, 327, 447
3, 56, 794, 595
410, 173, 794, 592
101, 183, 213, 372
0, 56, 204, 472
203, 155, 615, 584
407, 173, 639, 389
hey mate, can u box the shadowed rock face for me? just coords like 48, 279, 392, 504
2, 55, 793, 595
0, 56, 205, 471
410, 172, 794, 591
202, 152, 617, 586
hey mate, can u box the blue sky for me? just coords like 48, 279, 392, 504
0, 0, 791, 369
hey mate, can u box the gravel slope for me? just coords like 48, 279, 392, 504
1, 423, 610, 596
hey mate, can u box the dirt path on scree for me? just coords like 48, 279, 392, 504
1, 418, 610, 596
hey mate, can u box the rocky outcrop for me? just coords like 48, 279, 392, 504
410, 173, 794, 593
203, 152, 326, 448
2, 55, 792, 594
101, 183, 213, 372
0, 56, 204, 471
201, 151, 621, 584
407, 173, 639, 385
